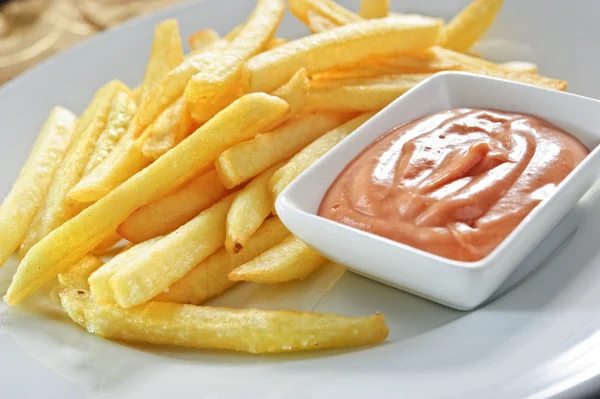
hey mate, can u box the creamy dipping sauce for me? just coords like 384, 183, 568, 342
318, 108, 589, 262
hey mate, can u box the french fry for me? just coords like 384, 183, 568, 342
305, 73, 432, 112
184, 0, 285, 122
359, 0, 389, 19
501, 61, 538, 74
434, 47, 567, 90
140, 19, 184, 103
187, 28, 220, 51
118, 169, 231, 243
131, 86, 142, 105
60, 289, 389, 354
224, 25, 243, 41
84, 90, 137, 174
229, 235, 327, 283
58, 254, 103, 290
289, 0, 362, 28
216, 112, 351, 188
5, 93, 289, 304
155, 217, 289, 304
225, 165, 281, 254
271, 68, 310, 118
19, 81, 128, 257
89, 237, 162, 304
0, 107, 76, 267
142, 96, 195, 159
109, 194, 236, 308
270, 112, 375, 203
242, 16, 443, 93
442, 0, 504, 52
91, 232, 122, 255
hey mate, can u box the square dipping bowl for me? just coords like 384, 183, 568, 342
276, 72, 600, 310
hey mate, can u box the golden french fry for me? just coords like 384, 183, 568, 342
91, 232, 122, 255
359, 0, 389, 18
89, 237, 162, 304
184, 0, 285, 122
242, 16, 443, 94
0, 107, 77, 267
224, 25, 243, 41
442, 0, 504, 52
289, 0, 362, 28
305, 74, 432, 112
109, 194, 236, 308
271, 68, 310, 118
270, 112, 375, 203
156, 217, 289, 304
60, 289, 389, 354
434, 47, 567, 90
84, 90, 137, 174
229, 235, 326, 283
216, 112, 350, 189
187, 28, 220, 51
225, 165, 281, 254
142, 96, 195, 159
118, 169, 231, 243
140, 19, 184, 103
5, 93, 289, 305
58, 254, 103, 290
500, 61, 538, 74
19, 81, 128, 257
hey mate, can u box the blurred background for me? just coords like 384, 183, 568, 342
0, 0, 186, 84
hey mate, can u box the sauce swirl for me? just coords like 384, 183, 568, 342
318, 108, 589, 261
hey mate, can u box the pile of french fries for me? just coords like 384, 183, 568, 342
0, 0, 566, 354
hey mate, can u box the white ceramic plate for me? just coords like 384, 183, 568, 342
2, 1, 600, 398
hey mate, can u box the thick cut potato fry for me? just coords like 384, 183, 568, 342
60, 289, 388, 354
229, 235, 326, 283
225, 165, 281, 254
305, 74, 432, 112
216, 112, 350, 189
5, 93, 289, 304
270, 112, 375, 203
84, 90, 137, 174
187, 28, 220, 51
142, 96, 195, 159
265, 37, 288, 50
184, 0, 285, 122
140, 19, 184, 103
0, 107, 76, 267
118, 169, 231, 243
500, 61, 538, 74
109, 194, 236, 308
19, 81, 128, 257
289, 0, 362, 28
58, 254, 103, 290
442, 0, 504, 52
89, 237, 162, 304
433, 47, 567, 90
91, 232, 122, 255
360, 0, 389, 19
132, 86, 142, 105
242, 16, 443, 94
156, 217, 289, 304
271, 68, 310, 118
